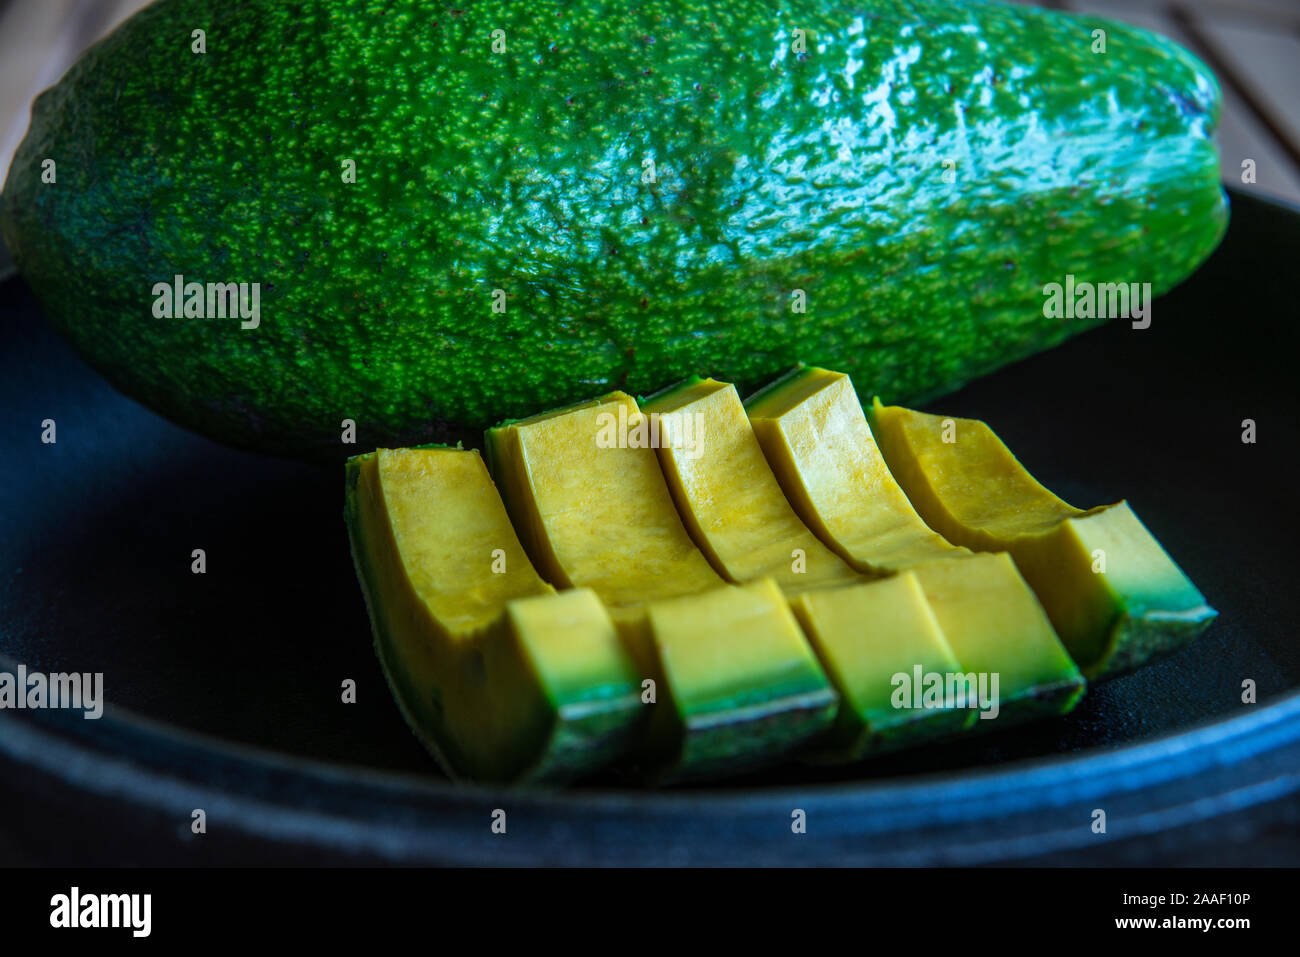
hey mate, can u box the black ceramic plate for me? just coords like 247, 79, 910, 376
2, 189, 1299, 866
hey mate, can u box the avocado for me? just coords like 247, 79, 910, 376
903, 552, 1084, 719
484, 393, 837, 778
485, 392, 724, 621
866, 402, 1217, 678
1, 0, 1226, 460
641, 377, 861, 590
643, 377, 1002, 752
642, 579, 838, 781
747, 367, 965, 569
345, 447, 643, 783
789, 573, 973, 760
747, 366, 1084, 720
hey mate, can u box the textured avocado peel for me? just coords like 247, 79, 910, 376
1, 0, 1227, 460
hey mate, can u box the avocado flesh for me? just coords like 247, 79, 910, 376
789, 573, 972, 760
484, 395, 836, 778
642, 378, 1009, 749
904, 552, 1084, 718
485, 393, 722, 613
642, 579, 838, 780
747, 367, 1084, 720
746, 368, 966, 569
1, 0, 1228, 461
866, 403, 1217, 679
344, 448, 642, 783
640, 377, 862, 591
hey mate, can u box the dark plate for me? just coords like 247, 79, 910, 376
2, 189, 1299, 865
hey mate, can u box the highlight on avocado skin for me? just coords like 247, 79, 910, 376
0, 0, 1226, 461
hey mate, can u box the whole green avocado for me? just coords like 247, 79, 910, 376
1, 0, 1226, 460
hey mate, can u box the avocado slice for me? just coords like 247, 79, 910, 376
865, 402, 1217, 678
484, 394, 722, 615
746, 367, 963, 569
747, 367, 1084, 720
345, 447, 642, 783
484, 394, 836, 778
640, 377, 861, 591
1, 0, 1227, 461
643, 377, 1023, 746
789, 573, 973, 760
641, 579, 838, 780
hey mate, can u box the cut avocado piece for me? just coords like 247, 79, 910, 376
485, 393, 723, 616
747, 367, 1084, 719
641, 377, 1001, 746
789, 573, 974, 760
903, 552, 1084, 717
485, 394, 837, 778
345, 447, 642, 783
866, 402, 1217, 678
641, 377, 861, 591
747, 367, 964, 570
641, 579, 838, 781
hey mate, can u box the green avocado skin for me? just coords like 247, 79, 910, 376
1, 0, 1226, 460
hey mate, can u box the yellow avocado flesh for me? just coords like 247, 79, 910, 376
641, 377, 982, 753
867, 402, 1217, 678
358, 448, 549, 631
640, 377, 861, 591
906, 552, 1082, 715
747, 367, 962, 570
485, 393, 722, 612
747, 367, 1083, 718
643, 579, 838, 779
789, 573, 973, 759
345, 447, 642, 783
485, 395, 836, 778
